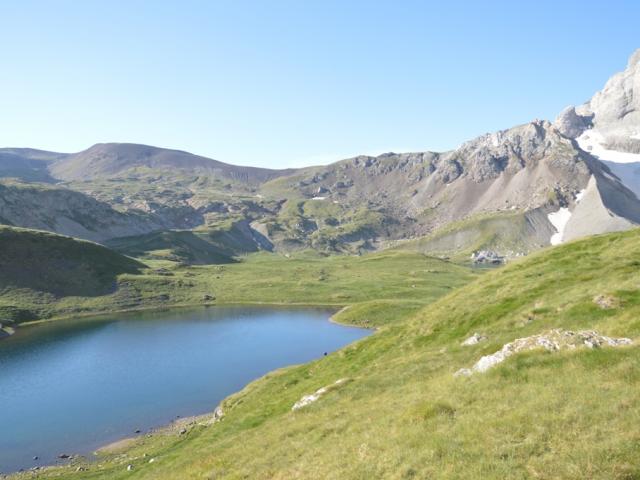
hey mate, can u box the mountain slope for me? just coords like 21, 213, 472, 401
0, 150, 58, 183
0, 226, 143, 323
0, 226, 143, 296
0, 180, 165, 242
260, 116, 640, 254
48, 143, 294, 184
106, 220, 273, 264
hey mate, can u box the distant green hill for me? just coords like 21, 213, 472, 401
0, 226, 143, 296
106, 220, 271, 265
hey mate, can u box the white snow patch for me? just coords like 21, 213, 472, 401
632, 133, 640, 140
311, 196, 326, 201
577, 129, 640, 164
548, 207, 572, 245
575, 189, 586, 203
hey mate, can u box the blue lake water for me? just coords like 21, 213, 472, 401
0, 306, 370, 473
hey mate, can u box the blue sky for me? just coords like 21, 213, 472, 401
1, 1, 638, 168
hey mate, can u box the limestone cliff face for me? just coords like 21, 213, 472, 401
581, 49, 640, 147
555, 48, 640, 151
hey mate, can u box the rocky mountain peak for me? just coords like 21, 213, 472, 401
566, 48, 640, 147
628, 48, 640, 69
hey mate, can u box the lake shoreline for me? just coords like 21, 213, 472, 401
5, 300, 347, 341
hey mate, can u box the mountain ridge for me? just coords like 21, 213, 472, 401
1, 49, 640, 257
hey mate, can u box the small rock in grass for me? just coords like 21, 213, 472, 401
461, 333, 487, 346
593, 294, 619, 309
127, 464, 133, 471
213, 406, 224, 421
292, 378, 349, 411
453, 368, 472, 377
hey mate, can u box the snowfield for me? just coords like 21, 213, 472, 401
548, 189, 586, 246
577, 129, 640, 164
548, 207, 571, 245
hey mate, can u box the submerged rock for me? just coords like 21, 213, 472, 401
455, 329, 633, 376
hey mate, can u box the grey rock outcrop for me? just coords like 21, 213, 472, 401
471, 251, 504, 265
455, 329, 632, 377
554, 106, 591, 139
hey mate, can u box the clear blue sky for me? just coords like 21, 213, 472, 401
1, 1, 638, 168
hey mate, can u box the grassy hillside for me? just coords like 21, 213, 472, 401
106, 220, 270, 265
18, 228, 640, 479
0, 226, 475, 331
0, 227, 143, 324
394, 210, 555, 261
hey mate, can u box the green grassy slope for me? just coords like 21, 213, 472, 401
0, 226, 475, 331
395, 210, 554, 260
105, 220, 268, 265
21, 228, 640, 479
0, 227, 143, 325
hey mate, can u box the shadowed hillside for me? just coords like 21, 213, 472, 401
0, 227, 143, 300
106, 220, 272, 264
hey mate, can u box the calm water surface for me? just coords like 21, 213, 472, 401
0, 306, 370, 473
